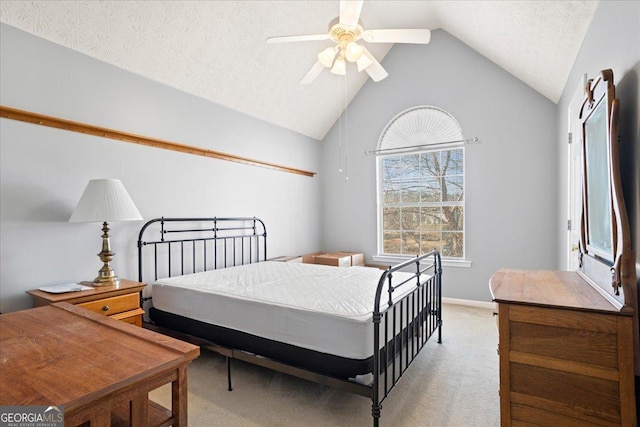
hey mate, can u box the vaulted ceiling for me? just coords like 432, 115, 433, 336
0, 1, 598, 140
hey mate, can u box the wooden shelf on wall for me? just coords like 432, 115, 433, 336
0, 105, 316, 177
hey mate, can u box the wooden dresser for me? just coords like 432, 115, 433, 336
27, 279, 146, 326
490, 269, 636, 426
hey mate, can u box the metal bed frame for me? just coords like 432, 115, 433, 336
137, 217, 442, 427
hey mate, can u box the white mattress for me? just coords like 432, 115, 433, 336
152, 261, 417, 360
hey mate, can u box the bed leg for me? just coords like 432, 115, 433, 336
437, 318, 443, 344
226, 356, 233, 391
371, 403, 381, 427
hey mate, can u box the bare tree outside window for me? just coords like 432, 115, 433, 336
380, 148, 464, 258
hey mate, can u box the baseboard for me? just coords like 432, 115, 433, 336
442, 297, 496, 310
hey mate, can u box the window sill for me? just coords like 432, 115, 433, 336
371, 255, 472, 268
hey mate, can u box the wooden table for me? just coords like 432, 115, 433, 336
0, 302, 200, 426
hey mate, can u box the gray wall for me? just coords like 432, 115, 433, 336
3, 3, 636, 312
555, 1, 640, 294
321, 29, 558, 302
0, 24, 322, 313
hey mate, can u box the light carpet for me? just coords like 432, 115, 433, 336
149, 303, 500, 426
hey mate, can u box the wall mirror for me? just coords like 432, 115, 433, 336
577, 69, 636, 312
583, 75, 615, 262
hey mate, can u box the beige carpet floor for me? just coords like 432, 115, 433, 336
149, 303, 500, 426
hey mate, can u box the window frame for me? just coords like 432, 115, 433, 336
376, 144, 467, 262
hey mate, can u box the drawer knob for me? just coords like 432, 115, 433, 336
102, 305, 110, 312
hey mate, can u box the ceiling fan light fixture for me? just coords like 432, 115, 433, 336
267, 1, 431, 84
331, 56, 347, 75
318, 46, 338, 68
356, 53, 373, 71
344, 42, 363, 62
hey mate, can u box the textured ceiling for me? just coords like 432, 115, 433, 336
0, 1, 597, 140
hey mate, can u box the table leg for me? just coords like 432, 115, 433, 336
172, 364, 189, 427
130, 393, 149, 427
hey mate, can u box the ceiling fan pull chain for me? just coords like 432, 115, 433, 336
344, 72, 349, 180
338, 76, 343, 173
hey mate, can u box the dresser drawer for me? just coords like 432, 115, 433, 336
78, 293, 139, 316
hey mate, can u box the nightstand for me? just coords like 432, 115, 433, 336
27, 279, 146, 327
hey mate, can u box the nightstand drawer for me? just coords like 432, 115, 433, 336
112, 308, 145, 327
78, 293, 139, 316
28, 279, 146, 327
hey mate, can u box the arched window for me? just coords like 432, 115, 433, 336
377, 106, 465, 258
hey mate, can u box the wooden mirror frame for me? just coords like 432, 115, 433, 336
578, 69, 638, 352
578, 69, 636, 310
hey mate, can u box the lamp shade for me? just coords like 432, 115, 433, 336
344, 42, 363, 62
318, 46, 338, 68
69, 179, 142, 223
331, 57, 346, 76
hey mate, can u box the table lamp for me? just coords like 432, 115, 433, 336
69, 179, 143, 286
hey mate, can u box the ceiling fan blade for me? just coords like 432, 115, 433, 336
361, 29, 431, 44
300, 60, 325, 85
361, 47, 388, 82
266, 34, 330, 44
340, 0, 363, 27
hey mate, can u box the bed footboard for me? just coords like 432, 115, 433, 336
372, 251, 442, 427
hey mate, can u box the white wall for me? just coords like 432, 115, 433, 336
321, 29, 558, 302
0, 24, 322, 313
555, 0, 640, 281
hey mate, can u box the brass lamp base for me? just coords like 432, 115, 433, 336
92, 221, 120, 287
93, 274, 120, 287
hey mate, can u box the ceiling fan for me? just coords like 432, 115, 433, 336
266, 0, 431, 84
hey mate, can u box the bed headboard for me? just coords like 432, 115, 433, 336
137, 217, 267, 283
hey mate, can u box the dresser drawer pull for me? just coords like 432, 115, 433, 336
102, 305, 110, 312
